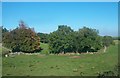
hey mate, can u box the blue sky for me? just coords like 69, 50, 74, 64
2, 2, 118, 36
2, 0, 119, 2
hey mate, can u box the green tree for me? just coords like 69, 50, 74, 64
49, 26, 102, 54
102, 36, 113, 47
37, 33, 49, 43
76, 27, 101, 52
0, 26, 9, 43
2, 27, 9, 33
48, 25, 114, 54
49, 25, 74, 54
2, 21, 41, 53
102, 36, 113, 52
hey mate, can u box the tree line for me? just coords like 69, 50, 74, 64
1, 21, 117, 53
48, 25, 114, 54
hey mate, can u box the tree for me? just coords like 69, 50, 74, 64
76, 27, 101, 52
119, 36, 120, 40
49, 25, 74, 54
2, 21, 41, 53
2, 27, 9, 33
37, 33, 49, 43
102, 36, 113, 47
102, 36, 113, 52
49, 26, 103, 54
1, 26, 9, 41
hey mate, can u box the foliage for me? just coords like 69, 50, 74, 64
49, 25, 74, 54
49, 26, 102, 53
2, 21, 41, 53
76, 27, 102, 52
2, 27, 9, 33
98, 64, 119, 77
112, 36, 120, 40
118, 36, 120, 40
2, 23, 114, 54
102, 36, 113, 47
37, 33, 49, 43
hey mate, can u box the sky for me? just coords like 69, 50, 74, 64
2, 0, 120, 2
2, 2, 118, 36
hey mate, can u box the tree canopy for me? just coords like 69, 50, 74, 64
49, 25, 74, 54
2, 22, 114, 53
49, 26, 104, 54
2, 21, 41, 53
102, 36, 113, 47
37, 33, 49, 43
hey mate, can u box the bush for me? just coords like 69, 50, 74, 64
97, 65, 119, 77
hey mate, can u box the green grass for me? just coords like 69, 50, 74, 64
40, 42, 49, 54
2, 44, 118, 76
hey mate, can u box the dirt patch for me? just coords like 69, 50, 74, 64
69, 56, 80, 58
37, 54, 45, 57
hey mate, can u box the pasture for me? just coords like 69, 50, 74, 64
2, 43, 118, 76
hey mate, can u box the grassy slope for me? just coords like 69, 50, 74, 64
40, 42, 49, 54
0, 46, 11, 77
2, 43, 118, 76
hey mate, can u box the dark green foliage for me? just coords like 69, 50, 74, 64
2, 23, 114, 54
2, 27, 9, 33
0, 26, 9, 43
112, 37, 118, 40
102, 36, 113, 47
118, 36, 120, 40
49, 26, 102, 53
49, 25, 74, 54
37, 33, 49, 43
2, 21, 41, 53
76, 27, 102, 52
112, 36, 120, 41
98, 71, 117, 78
98, 65, 119, 77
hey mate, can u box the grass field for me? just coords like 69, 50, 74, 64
40, 42, 49, 54
2, 43, 118, 76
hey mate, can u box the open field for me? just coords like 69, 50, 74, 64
2, 2, 119, 77
2, 44, 118, 76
